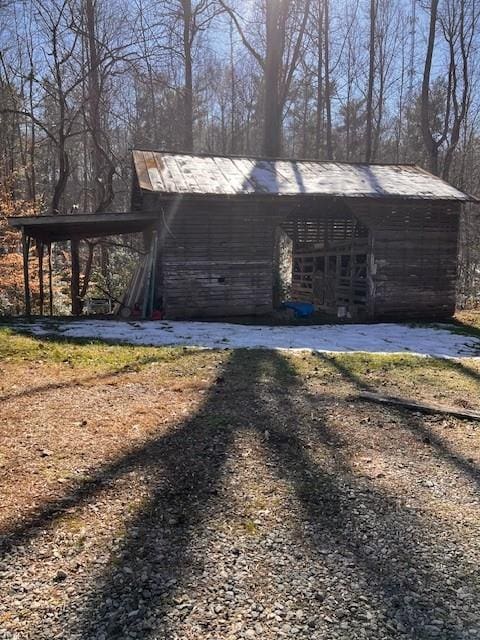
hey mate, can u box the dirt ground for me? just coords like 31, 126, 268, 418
0, 326, 480, 639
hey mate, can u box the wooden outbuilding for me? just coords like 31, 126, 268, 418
9, 150, 476, 320
131, 150, 475, 320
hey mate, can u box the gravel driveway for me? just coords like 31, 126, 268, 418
0, 347, 479, 639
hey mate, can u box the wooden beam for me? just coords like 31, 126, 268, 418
71, 238, 81, 316
22, 229, 31, 317
354, 391, 480, 421
9, 211, 159, 228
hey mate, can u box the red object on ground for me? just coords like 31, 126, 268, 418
131, 304, 142, 319
151, 309, 163, 320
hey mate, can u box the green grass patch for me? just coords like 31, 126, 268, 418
290, 350, 480, 397
243, 518, 259, 535
0, 326, 188, 372
294, 351, 437, 377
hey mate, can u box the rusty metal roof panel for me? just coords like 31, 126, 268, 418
132, 150, 476, 201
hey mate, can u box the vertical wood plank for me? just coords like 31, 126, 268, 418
71, 238, 81, 316
48, 243, 54, 316
22, 229, 31, 317
37, 240, 44, 315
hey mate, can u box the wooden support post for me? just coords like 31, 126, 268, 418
349, 220, 357, 313
37, 240, 44, 315
71, 238, 81, 316
142, 244, 154, 319
48, 243, 54, 316
22, 229, 31, 317
141, 229, 153, 319
148, 230, 158, 315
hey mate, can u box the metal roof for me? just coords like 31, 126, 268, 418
133, 150, 475, 201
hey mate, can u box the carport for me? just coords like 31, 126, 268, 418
8, 211, 158, 316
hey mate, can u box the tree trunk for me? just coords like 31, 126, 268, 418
421, 0, 440, 175
85, 0, 102, 208
263, 0, 283, 157
229, 21, 236, 154
324, 0, 333, 160
28, 64, 36, 202
51, 147, 69, 214
315, 0, 324, 159
442, 0, 473, 182
182, 0, 194, 151
85, 0, 115, 213
365, 0, 376, 162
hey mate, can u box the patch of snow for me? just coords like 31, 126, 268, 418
8, 320, 480, 358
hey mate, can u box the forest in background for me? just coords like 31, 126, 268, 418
1, 0, 480, 314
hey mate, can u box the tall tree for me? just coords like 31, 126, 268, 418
421, 0, 479, 177
323, 0, 332, 159
152, 0, 221, 152
220, 0, 311, 157
314, 0, 324, 158
365, 0, 377, 162
440, 0, 479, 180
421, 0, 441, 174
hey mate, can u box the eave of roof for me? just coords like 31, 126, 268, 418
8, 211, 158, 242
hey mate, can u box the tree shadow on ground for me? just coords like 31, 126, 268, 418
67, 350, 245, 638
315, 353, 480, 490
61, 350, 478, 639
434, 355, 480, 386
1, 325, 218, 407
248, 352, 477, 638
0, 354, 186, 402
449, 318, 480, 341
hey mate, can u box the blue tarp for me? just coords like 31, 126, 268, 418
282, 301, 315, 318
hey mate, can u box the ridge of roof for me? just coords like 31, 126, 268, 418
130, 147, 418, 167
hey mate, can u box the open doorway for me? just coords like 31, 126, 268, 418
279, 203, 370, 319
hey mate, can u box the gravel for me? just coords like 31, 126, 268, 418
0, 349, 479, 639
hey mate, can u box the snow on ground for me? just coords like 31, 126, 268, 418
8, 319, 480, 358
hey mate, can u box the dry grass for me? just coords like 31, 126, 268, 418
455, 309, 480, 332
0, 330, 224, 534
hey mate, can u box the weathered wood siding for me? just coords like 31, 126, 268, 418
135, 191, 460, 321
351, 199, 460, 320
152, 198, 277, 318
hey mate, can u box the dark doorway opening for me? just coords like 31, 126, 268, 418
279, 202, 370, 319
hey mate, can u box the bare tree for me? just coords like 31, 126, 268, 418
220, 0, 311, 157
440, 0, 479, 179
150, 0, 221, 152
421, 0, 478, 177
